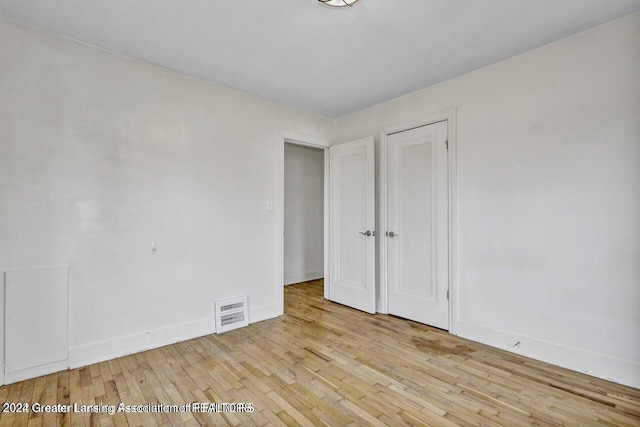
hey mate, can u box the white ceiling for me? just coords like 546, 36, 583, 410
1, 0, 639, 118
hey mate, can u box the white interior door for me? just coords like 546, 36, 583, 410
387, 121, 449, 328
329, 136, 376, 314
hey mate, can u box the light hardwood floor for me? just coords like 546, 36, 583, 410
1, 279, 638, 426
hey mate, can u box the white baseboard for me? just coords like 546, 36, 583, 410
69, 317, 216, 369
4, 359, 68, 385
455, 320, 640, 389
70, 303, 282, 368
249, 302, 281, 324
2, 304, 283, 384
284, 270, 323, 285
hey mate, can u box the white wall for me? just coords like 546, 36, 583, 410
2, 10, 638, 389
336, 13, 640, 388
284, 143, 324, 285
0, 17, 334, 376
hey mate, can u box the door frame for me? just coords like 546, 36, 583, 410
277, 130, 331, 315
379, 107, 458, 334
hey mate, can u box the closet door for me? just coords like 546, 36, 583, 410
386, 121, 449, 329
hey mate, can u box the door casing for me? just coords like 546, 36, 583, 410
379, 108, 458, 334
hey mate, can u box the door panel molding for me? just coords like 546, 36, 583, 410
333, 148, 368, 289
391, 136, 436, 300
380, 108, 458, 333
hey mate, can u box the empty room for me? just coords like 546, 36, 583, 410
0, 0, 639, 426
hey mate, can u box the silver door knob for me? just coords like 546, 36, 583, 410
386, 231, 399, 238
359, 230, 373, 237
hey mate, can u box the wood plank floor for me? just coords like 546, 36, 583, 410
1, 279, 639, 426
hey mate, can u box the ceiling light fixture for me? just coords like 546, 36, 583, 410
318, 0, 360, 7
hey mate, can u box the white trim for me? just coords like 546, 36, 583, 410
323, 147, 330, 300
278, 131, 331, 310
379, 108, 458, 332
281, 130, 331, 149
284, 270, 324, 286
66, 266, 71, 378
249, 302, 281, 324
380, 131, 388, 314
6, 302, 278, 383
3, 360, 68, 385
0, 273, 4, 386
457, 320, 640, 389
68, 317, 216, 370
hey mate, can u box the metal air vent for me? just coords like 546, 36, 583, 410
215, 296, 249, 333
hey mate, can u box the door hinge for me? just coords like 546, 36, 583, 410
446, 290, 449, 300
445, 140, 449, 150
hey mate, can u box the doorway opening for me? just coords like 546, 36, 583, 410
283, 143, 325, 286
278, 132, 330, 315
